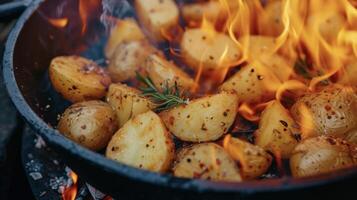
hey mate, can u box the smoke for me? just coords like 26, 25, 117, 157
100, 0, 134, 32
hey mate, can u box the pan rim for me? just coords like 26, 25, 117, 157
3, 0, 357, 195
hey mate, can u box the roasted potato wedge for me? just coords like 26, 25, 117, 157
258, 0, 284, 37
290, 136, 357, 177
173, 143, 242, 181
58, 101, 118, 151
258, 53, 293, 82
338, 61, 357, 87
219, 61, 281, 105
106, 111, 174, 172
241, 35, 277, 60
160, 92, 238, 142
135, 0, 179, 42
181, 28, 241, 71
181, 1, 223, 26
223, 135, 272, 179
105, 18, 146, 58
143, 54, 196, 91
49, 56, 111, 103
291, 85, 357, 140
108, 40, 160, 82
307, 12, 345, 43
254, 100, 300, 158
106, 83, 156, 128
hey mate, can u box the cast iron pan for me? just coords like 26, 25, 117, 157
2, 0, 357, 199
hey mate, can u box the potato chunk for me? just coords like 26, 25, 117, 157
181, 28, 241, 71
219, 61, 281, 105
105, 18, 145, 58
106, 83, 155, 128
182, 1, 222, 26
135, 0, 179, 42
143, 54, 195, 91
290, 136, 357, 177
258, 0, 284, 37
106, 111, 174, 172
223, 135, 272, 179
241, 35, 276, 56
338, 61, 357, 87
160, 92, 238, 142
108, 41, 160, 82
58, 101, 118, 151
254, 100, 300, 158
49, 56, 111, 103
173, 143, 242, 181
291, 85, 357, 140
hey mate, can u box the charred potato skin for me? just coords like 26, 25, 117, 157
224, 136, 272, 179
143, 54, 196, 91
291, 85, 357, 140
254, 101, 300, 158
49, 56, 111, 103
106, 111, 175, 172
58, 101, 118, 151
160, 92, 239, 142
108, 40, 160, 82
173, 143, 242, 181
106, 83, 155, 128
105, 18, 146, 59
290, 136, 357, 177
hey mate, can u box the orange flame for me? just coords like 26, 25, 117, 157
79, 0, 101, 35
62, 171, 78, 200
298, 104, 315, 139
47, 18, 68, 28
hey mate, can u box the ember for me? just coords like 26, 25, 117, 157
61, 171, 78, 200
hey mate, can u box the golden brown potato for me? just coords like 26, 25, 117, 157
254, 100, 300, 158
58, 101, 118, 151
345, 129, 357, 145
181, 28, 241, 71
49, 56, 111, 103
242, 35, 276, 59
106, 83, 155, 128
307, 12, 345, 43
108, 41, 160, 82
290, 136, 357, 177
338, 61, 357, 87
258, 53, 293, 82
219, 61, 281, 105
223, 135, 272, 179
160, 92, 238, 142
291, 85, 357, 140
143, 54, 196, 92
181, 1, 222, 26
258, 0, 284, 37
105, 18, 145, 58
106, 111, 174, 172
173, 143, 242, 181
135, 0, 179, 42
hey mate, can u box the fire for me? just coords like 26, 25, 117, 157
298, 104, 315, 139
79, 0, 101, 35
237, 103, 260, 122
62, 171, 78, 200
47, 18, 68, 28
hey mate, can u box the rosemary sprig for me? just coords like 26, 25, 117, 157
136, 72, 189, 112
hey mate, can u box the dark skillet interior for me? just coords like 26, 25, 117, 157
3, 0, 357, 199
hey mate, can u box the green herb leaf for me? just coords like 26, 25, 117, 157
136, 72, 189, 112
